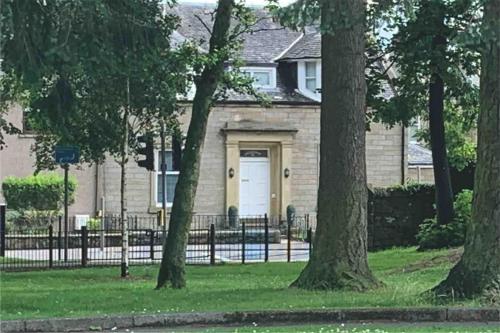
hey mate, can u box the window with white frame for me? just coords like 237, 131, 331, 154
305, 61, 317, 92
156, 151, 179, 206
241, 67, 276, 89
298, 60, 321, 101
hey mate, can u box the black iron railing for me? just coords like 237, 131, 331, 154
0, 213, 315, 271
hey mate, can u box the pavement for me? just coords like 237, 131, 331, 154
2, 308, 499, 333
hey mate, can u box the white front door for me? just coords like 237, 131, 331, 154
239, 153, 270, 216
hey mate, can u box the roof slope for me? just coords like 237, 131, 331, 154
408, 143, 433, 166
173, 4, 302, 63
279, 32, 321, 60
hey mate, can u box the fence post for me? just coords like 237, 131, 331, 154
0, 204, 6, 257
149, 229, 154, 261
210, 223, 215, 265
242, 222, 246, 264
264, 214, 269, 263
287, 221, 291, 263
58, 216, 62, 261
49, 225, 53, 268
307, 227, 312, 257
81, 226, 88, 267
64, 216, 69, 262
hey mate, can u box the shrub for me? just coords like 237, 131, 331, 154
2, 173, 77, 211
417, 189, 472, 249
87, 218, 102, 230
5, 209, 59, 232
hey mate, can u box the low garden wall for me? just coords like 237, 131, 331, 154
368, 184, 435, 250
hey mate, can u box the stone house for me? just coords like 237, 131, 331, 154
0, 4, 428, 220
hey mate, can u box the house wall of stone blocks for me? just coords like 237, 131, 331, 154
2, 103, 406, 218
101, 103, 406, 218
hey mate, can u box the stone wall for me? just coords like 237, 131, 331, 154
102, 103, 405, 216
368, 184, 435, 250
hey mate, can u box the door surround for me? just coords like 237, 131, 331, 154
223, 125, 296, 218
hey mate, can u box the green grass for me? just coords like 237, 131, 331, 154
0, 247, 482, 321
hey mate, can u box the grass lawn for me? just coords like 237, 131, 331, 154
0, 247, 483, 321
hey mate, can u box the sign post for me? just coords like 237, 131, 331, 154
54, 146, 80, 262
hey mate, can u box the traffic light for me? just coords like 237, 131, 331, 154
137, 134, 154, 171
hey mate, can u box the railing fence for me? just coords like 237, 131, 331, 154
0, 210, 315, 271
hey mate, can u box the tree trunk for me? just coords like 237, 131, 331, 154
428, 5, 455, 228
120, 79, 130, 278
291, 0, 379, 291
156, 0, 234, 289
433, 0, 500, 297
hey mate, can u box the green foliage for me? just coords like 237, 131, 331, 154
0, 0, 193, 168
373, 182, 435, 196
2, 173, 76, 211
87, 218, 102, 230
5, 209, 59, 232
417, 189, 472, 249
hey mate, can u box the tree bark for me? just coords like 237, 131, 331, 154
428, 5, 455, 228
433, 0, 500, 297
120, 79, 130, 278
291, 0, 379, 291
156, 0, 234, 289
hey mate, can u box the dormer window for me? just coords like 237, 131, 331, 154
241, 67, 277, 89
305, 62, 317, 92
297, 60, 321, 101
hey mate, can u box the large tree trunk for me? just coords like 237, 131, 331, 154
428, 4, 455, 229
291, 0, 379, 291
156, 0, 234, 289
433, 0, 500, 297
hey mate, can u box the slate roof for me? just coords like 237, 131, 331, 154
173, 4, 302, 63
408, 143, 433, 166
279, 32, 321, 60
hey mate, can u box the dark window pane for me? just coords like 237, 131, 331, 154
240, 149, 268, 158
157, 173, 179, 204
157, 151, 174, 171
166, 174, 178, 203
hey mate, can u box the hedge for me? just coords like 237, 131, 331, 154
2, 173, 77, 211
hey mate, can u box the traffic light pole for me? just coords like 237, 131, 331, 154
160, 119, 167, 240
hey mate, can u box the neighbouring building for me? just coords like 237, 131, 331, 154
0, 4, 433, 220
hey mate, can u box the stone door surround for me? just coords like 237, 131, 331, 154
222, 120, 297, 218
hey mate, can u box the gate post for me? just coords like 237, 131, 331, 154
241, 222, 246, 264
210, 223, 215, 265
149, 229, 155, 261
49, 225, 54, 268
81, 226, 88, 267
307, 227, 313, 257
0, 204, 6, 257
264, 214, 269, 263
58, 216, 62, 261
287, 221, 291, 263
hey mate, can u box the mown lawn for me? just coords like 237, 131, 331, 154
0, 247, 482, 321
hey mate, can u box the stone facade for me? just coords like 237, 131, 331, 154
2, 102, 406, 218
101, 103, 406, 217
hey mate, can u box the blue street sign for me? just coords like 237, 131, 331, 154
54, 146, 80, 164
